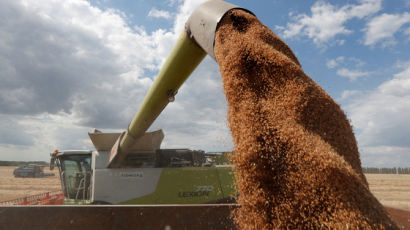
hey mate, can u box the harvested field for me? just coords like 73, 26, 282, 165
366, 174, 410, 212
0, 166, 61, 202
0, 166, 409, 210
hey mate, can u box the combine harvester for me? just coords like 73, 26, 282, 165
13, 164, 55, 178
2, 0, 409, 229
49, 144, 233, 205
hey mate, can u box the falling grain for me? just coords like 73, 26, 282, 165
214, 10, 398, 229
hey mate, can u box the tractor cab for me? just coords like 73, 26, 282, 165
50, 150, 92, 204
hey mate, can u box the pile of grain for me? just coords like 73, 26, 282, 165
214, 10, 398, 229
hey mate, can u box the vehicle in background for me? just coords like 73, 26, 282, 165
14, 164, 55, 178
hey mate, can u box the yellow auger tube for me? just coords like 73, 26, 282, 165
123, 31, 206, 148
108, 31, 206, 167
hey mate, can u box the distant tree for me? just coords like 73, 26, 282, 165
0, 161, 48, 166
363, 167, 410, 174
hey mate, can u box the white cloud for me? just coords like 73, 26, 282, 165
0, 0, 228, 161
326, 59, 338, 69
336, 68, 371, 81
360, 146, 410, 167
0, 113, 94, 161
0, 0, 162, 120
328, 56, 369, 81
345, 64, 410, 167
348, 57, 366, 67
167, 0, 183, 7
277, 0, 382, 45
405, 27, 410, 36
173, 0, 205, 35
0, 115, 34, 147
326, 56, 344, 68
148, 8, 172, 19
339, 90, 361, 101
363, 12, 410, 46
337, 39, 346, 45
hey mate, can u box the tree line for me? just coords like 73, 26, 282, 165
362, 167, 410, 174
0, 161, 48, 166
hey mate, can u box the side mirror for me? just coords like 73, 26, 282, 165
50, 156, 55, 170
50, 150, 58, 170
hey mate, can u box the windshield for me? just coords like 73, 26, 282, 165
58, 154, 92, 201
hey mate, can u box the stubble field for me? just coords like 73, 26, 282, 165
0, 166, 61, 202
0, 166, 408, 212
366, 174, 410, 211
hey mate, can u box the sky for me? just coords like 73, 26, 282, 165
0, 0, 409, 167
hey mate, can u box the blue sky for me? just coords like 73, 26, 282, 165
0, 0, 409, 167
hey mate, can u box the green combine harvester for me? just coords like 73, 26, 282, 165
50, 134, 235, 205
49, 0, 248, 205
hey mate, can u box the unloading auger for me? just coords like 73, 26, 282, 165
108, 0, 253, 168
